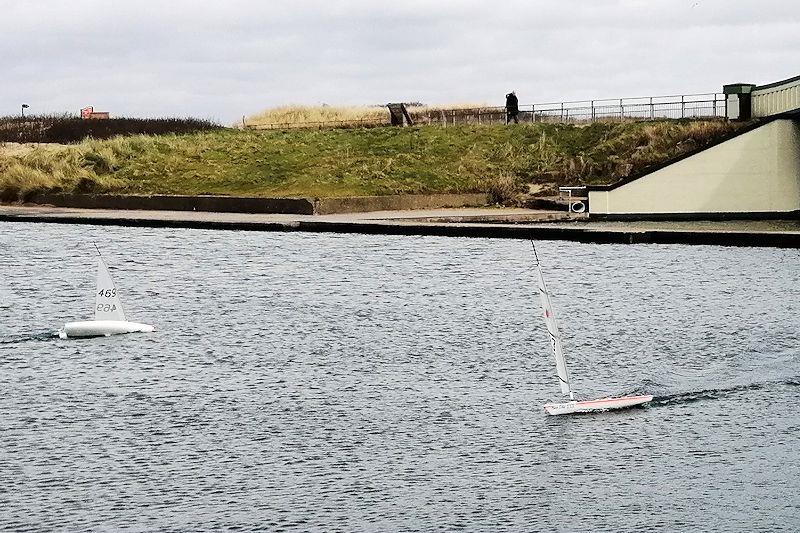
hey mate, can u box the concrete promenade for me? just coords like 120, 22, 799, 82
2, 204, 800, 248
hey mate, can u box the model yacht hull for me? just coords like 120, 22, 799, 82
543, 394, 653, 415
58, 320, 154, 339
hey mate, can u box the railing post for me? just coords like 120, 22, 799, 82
560, 102, 564, 122
531, 104, 535, 123
619, 98, 624, 121
713, 94, 717, 117
681, 95, 685, 119
650, 97, 654, 120
591, 100, 594, 122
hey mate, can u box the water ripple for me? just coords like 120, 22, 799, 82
1, 223, 799, 531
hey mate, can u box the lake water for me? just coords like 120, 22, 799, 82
1, 222, 799, 532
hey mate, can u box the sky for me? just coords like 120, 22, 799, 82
1, 0, 798, 124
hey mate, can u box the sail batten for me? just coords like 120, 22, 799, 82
94, 256, 127, 322
533, 253, 572, 396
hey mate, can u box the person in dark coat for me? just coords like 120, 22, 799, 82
505, 91, 519, 124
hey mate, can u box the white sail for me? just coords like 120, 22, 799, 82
94, 256, 127, 322
533, 252, 572, 397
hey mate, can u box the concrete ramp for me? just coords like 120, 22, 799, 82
588, 111, 800, 220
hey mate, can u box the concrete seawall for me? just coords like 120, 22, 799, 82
25, 193, 490, 216
314, 194, 489, 214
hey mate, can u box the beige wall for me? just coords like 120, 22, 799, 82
589, 119, 800, 215
753, 78, 800, 118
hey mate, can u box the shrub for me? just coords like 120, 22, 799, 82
0, 114, 222, 143
485, 173, 522, 205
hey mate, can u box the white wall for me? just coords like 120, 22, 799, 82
589, 120, 800, 215
752, 78, 800, 118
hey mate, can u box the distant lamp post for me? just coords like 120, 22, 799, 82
21, 103, 29, 118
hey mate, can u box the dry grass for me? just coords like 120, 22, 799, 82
245, 105, 388, 127
0, 135, 153, 200
0, 142, 69, 157
244, 103, 490, 127
484, 173, 523, 205
574, 120, 737, 183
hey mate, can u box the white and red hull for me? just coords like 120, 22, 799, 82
543, 394, 653, 415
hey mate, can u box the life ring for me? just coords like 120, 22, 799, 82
569, 201, 586, 213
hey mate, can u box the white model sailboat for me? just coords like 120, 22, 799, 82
58, 248, 154, 339
532, 243, 652, 415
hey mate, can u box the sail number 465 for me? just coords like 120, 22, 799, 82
98, 289, 116, 298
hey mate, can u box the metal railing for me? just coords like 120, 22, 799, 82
245, 93, 726, 130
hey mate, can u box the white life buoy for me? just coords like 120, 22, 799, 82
569, 201, 586, 213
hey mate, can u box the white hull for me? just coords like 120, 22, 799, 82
58, 320, 155, 339
543, 394, 653, 415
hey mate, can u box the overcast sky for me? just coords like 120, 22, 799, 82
2, 0, 797, 124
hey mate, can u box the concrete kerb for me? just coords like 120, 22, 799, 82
3, 210, 800, 247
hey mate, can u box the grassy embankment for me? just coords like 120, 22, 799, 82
0, 120, 742, 203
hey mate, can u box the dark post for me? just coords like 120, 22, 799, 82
387, 103, 413, 126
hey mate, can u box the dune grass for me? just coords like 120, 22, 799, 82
0, 120, 742, 203
245, 105, 389, 126
244, 103, 489, 127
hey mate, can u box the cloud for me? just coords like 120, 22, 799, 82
1, 0, 798, 122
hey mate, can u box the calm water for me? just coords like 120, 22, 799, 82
1, 222, 799, 532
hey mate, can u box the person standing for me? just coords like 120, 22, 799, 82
505, 91, 519, 124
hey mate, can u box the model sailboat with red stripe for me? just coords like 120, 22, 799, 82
532, 243, 652, 415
